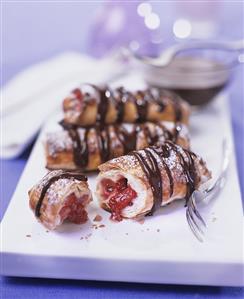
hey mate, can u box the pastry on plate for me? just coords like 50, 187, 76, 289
62, 84, 190, 126
45, 121, 190, 171
96, 141, 211, 221
29, 170, 92, 230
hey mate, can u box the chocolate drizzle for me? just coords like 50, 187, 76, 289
169, 142, 197, 202
115, 87, 126, 123
69, 128, 89, 168
35, 170, 87, 217
130, 149, 162, 214
130, 142, 198, 215
59, 120, 179, 169
158, 90, 183, 122
97, 126, 111, 162
96, 87, 110, 125
134, 91, 149, 122
74, 85, 185, 125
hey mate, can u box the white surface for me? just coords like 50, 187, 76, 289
1, 75, 244, 286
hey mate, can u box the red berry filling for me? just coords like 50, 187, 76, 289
59, 193, 88, 224
72, 88, 82, 100
101, 178, 137, 221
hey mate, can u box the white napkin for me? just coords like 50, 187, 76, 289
1, 52, 126, 159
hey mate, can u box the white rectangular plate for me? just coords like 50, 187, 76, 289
1, 75, 244, 286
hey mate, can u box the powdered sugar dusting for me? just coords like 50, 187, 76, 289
34, 170, 85, 205
46, 131, 72, 157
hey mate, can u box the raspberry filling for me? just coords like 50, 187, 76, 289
59, 193, 88, 224
72, 88, 82, 100
101, 178, 137, 221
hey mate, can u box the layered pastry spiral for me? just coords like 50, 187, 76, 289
96, 142, 211, 221
63, 84, 190, 126
29, 170, 92, 229
45, 121, 189, 171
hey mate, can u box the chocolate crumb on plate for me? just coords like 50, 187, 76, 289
26, 234, 31, 238
93, 215, 103, 222
136, 218, 145, 225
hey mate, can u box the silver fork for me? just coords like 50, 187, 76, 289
186, 139, 231, 242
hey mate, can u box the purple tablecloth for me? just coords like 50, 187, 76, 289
1, 2, 243, 298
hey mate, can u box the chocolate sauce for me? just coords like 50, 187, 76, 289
170, 85, 226, 106
148, 56, 229, 106
59, 120, 180, 170
130, 142, 198, 214
96, 87, 110, 125
35, 171, 87, 217
164, 142, 197, 203
77, 85, 184, 125
134, 91, 148, 122
115, 87, 126, 123
130, 149, 162, 214
114, 124, 139, 153
69, 128, 89, 168
97, 126, 111, 162
151, 146, 174, 197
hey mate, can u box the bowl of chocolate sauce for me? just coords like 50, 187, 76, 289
142, 56, 231, 106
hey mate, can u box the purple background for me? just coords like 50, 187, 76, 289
1, 1, 244, 298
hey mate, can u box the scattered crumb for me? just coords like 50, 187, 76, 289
93, 215, 103, 222
92, 223, 105, 229
46, 230, 49, 233
125, 232, 128, 235
136, 218, 145, 224
85, 233, 92, 240
26, 234, 31, 238
146, 228, 150, 231
212, 217, 217, 222
80, 237, 84, 240
157, 229, 160, 233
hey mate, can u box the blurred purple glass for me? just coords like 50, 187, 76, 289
87, 2, 161, 57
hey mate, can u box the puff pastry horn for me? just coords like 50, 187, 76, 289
29, 170, 92, 229
63, 84, 190, 126
45, 121, 190, 172
96, 141, 211, 221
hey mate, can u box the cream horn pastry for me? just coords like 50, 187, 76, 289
63, 84, 190, 126
29, 170, 92, 230
45, 121, 190, 172
96, 141, 211, 221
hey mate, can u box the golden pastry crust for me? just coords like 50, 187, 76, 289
45, 122, 190, 172
96, 142, 211, 219
63, 85, 190, 126
29, 170, 92, 230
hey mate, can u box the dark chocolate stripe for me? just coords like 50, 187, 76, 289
59, 120, 183, 170
165, 142, 197, 202
35, 171, 87, 217
129, 148, 162, 214
150, 146, 174, 198
69, 128, 89, 168
130, 141, 198, 215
